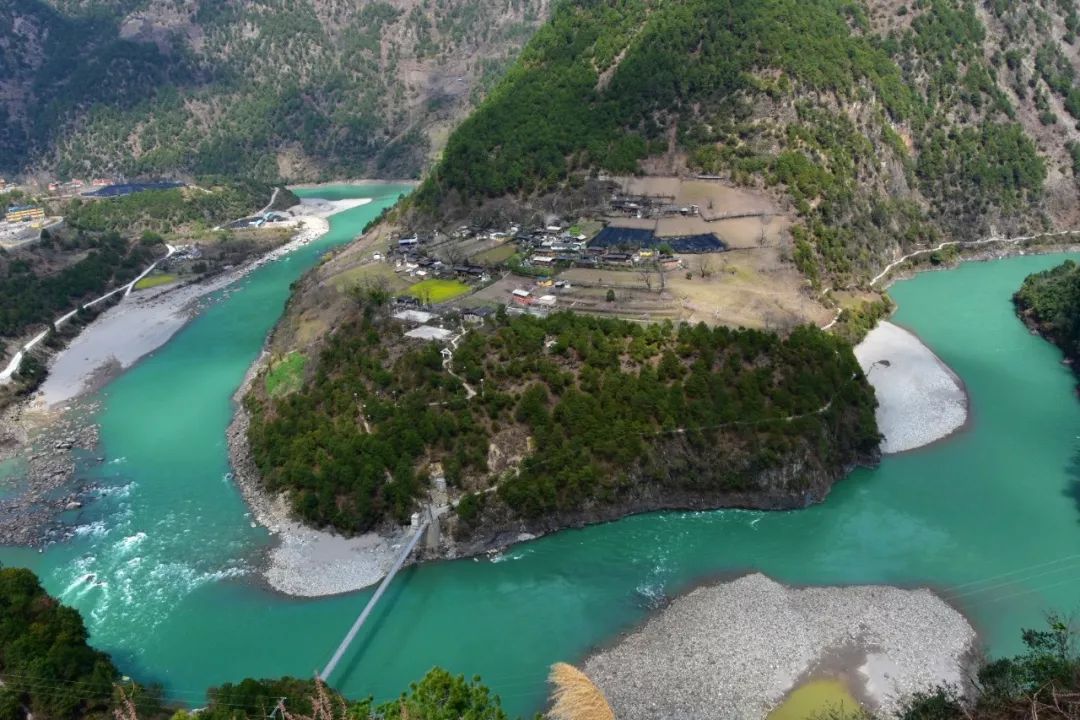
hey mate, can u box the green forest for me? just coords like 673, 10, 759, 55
246, 298, 879, 535
0, 567, 125, 720
62, 180, 280, 234
1014, 259, 1080, 375
410, 0, 1055, 284
0, 232, 155, 338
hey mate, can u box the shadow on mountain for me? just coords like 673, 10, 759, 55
1, 0, 204, 173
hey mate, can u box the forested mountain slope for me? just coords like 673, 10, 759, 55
407, 0, 1080, 284
0, 0, 550, 181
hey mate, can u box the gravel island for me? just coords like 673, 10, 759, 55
584, 573, 976, 720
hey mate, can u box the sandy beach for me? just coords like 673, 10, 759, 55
854, 321, 968, 454
584, 573, 977, 720
30, 198, 369, 411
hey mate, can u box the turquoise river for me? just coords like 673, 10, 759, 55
1, 184, 1079, 716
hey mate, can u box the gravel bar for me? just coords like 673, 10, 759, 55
584, 573, 976, 720
854, 321, 968, 454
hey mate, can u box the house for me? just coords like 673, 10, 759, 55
536, 294, 557, 308
398, 236, 419, 248
463, 307, 495, 324
511, 288, 531, 299
453, 264, 486, 277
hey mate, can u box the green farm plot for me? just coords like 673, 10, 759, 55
407, 278, 471, 303
265, 352, 306, 397
133, 273, 178, 290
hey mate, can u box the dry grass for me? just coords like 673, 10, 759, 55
548, 663, 616, 720
667, 248, 830, 330
472, 242, 517, 264
610, 176, 682, 198
676, 180, 777, 213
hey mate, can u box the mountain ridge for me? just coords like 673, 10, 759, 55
1, 0, 551, 181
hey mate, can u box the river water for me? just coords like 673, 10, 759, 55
1, 185, 1078, 716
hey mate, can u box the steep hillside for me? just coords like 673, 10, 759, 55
1, 0, 550, 181
405, 0, 1080, 284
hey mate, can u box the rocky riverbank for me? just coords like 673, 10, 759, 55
226, 352, 409, 597
583, 573, 978, 720
0, 400, 100, 546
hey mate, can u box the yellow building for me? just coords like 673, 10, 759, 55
5, 205, 45, 223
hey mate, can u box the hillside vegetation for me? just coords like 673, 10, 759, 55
246, 297, 878, 537
1014, 259, 1080, 374
1, 0, 550, 181
0, 567, 125, 720
0, 179, 274, 342
408, 0, 1080, 285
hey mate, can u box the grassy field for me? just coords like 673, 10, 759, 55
133, 273, 178, 290
471, 243, 516, 265
330, 261, 405, 293
407, 278, 471, 303
265, 352, 306, 397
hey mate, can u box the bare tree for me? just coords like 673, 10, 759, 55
637, 265, 653, 291
695, 255, 713, 278
280, 679, 348, 720
758, 219, 769, 247
440, 242, 465, 268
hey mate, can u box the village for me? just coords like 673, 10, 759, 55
368, 175, 833, 338
0, 175, 186, 249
